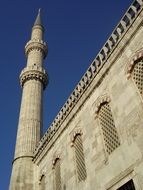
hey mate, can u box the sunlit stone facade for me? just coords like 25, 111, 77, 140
9, 1, 143, 190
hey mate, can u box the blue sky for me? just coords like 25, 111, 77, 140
0, 0, 133, 189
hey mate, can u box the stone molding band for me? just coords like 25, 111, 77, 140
20, 69, 48, 89
25, 39, 48, 58
32, 25, 44, 32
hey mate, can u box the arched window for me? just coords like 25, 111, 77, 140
98, 102, 120, 155
73, 133, 87, 182
131, 58, 143, 95
53, 158, 61, 190
39, 175, 45, 190
126, 50, 143, 96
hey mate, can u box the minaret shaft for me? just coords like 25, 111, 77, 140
9, 10, 48, 190
14, 80, 43, 158
31, 25, 43, 40
27, 50, 44, 67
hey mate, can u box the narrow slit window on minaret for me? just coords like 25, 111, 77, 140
73, 134, 87, 182
98, 102, 120, 155
131, 58, 143, 95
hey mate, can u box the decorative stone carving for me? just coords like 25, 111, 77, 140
25, 39, 48, 58
71, 128, 83, 142
20, 67, 48, 89
126, 48, 143, 79
52, 154, 61, 168
94, 94, 111, 117
71, 128, 83, 147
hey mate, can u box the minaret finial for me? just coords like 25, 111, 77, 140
34, 8, 43, 27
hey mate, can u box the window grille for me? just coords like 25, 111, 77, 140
54, 158, 61, 190
98, 103, 120, 155
132, 60, 143, 95
73, 134, 87, 182
117, 179, 135, 190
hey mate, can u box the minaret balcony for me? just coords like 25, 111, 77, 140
20, 66, 48, 89
25, 39, 48, 58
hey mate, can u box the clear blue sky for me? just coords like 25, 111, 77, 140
0, 0, 133, 189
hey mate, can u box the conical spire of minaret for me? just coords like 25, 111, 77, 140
34, 8, 43, 27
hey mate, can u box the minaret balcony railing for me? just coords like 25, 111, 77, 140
25, 39, 48, 58
20, 67, 48, 89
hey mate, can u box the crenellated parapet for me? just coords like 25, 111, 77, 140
25, 39, 48, 58
33, 0, 143, 161
20, 66, 48, 89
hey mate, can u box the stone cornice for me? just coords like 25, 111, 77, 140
33, 0, 143, 162
20, 66, 48, 89
25, 39, 48, 59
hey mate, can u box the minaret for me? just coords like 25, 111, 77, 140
9, 9, 48, 190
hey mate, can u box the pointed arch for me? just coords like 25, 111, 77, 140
126, 48, 143, 95
94, 94, 111, 117
39, 174, 46, 190
71, 128, 83, 144
126, 48, 143, 78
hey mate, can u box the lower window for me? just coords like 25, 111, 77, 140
117, 179, 135, 190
